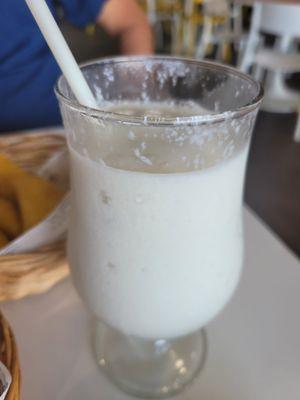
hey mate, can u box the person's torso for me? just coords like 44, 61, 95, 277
0, 0, 61, 132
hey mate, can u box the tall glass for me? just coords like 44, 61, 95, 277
56, 57, 262, 398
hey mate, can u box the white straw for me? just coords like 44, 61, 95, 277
25, 0, 98, 108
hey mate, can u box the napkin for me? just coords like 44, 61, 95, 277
0, 361, 11, 400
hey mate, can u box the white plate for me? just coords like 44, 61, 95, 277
2, 207, 300, 400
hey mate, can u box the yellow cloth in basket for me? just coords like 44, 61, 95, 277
0, 154, 64, 246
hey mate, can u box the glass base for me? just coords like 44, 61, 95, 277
93, 321, 207, 398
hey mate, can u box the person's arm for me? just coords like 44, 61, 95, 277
97, 0, 154, 55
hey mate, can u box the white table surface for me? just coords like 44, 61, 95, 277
2, 207, 300, 400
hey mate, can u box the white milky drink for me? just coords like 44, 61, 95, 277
68, 102, 249, 340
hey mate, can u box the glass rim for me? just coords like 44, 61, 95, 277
55, 55, 264, 127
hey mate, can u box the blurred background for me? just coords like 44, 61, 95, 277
60, 0, 300, 258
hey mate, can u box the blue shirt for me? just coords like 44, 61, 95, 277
0, 0, 105, 132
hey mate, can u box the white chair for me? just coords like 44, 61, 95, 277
239, 2, 300, 142
146, 0, 183, 54
195, 0, 244, 62
181, 0, 197, 56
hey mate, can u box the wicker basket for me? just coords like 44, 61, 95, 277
0, 311, 20, 400
0, 132, 70, 302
